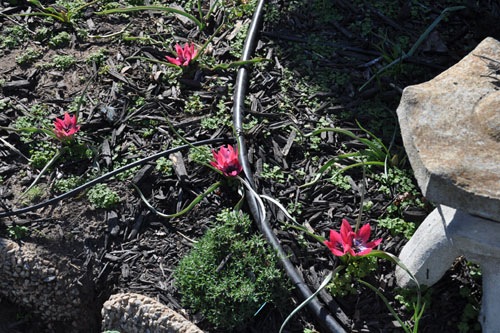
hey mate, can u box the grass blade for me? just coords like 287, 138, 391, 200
97, 6, 203, 30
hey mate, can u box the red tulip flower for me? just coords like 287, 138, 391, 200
165, 42, 197, 67
54, 112, 80, 140
352, 222, 383, 256
325, 219, 382, 257
210, 145, 242, 177
324, 219, 354, 256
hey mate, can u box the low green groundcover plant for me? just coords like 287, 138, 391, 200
175, 209, 290, 330
86, 183, 120, 209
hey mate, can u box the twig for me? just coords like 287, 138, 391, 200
88, 23, 132, 39
0, 13, 36, 35
0, 137, 30, 161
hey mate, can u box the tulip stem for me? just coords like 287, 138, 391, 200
367, 250, 425, 332
21, 148, 63, 198
260, 194, 325, 243
131, 181, 221, 219
355, 162, 367, 232
279, 265, 344, 333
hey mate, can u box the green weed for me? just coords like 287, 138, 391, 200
0, 26, 28, 49
10, 109, 58, 169
7, 225, 29, 240
53, 175, 84, 194
34, 26, 50, 42
68, 96, 86, 113
188, 145, 211, 165
327, 170, 352, 191
49, 31, 71, 48
372, 167, 424, 215
0, 98, 9, 111
113, 160, 141, 181
260, 163, 285, 183
327, 256, 378, 297
378, 217, 416, 240
229, 23, 249, 59
87, 183, 120, 209
51, 54, 76, 70
155, 157, 173, 176
184, 94, 205, 114
16, 48, 43, 65
29, 143, 58, 169
200, 104, 232, 130
303, 329, 320, 333
286, 202, 303, 216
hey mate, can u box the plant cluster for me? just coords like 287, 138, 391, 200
174, 209, 289, 330
86, 183, 120, 209
327, 256, 378, 297
7, 225, 29, 240
15, 48, 43, 65
154, 157, 173, 176
321, 219, 384, 297
325, 219, 382, 257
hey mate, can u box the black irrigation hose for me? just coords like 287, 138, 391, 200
232, 1, 347, 333
0, 2, 348, 330
0, 137, 232, 219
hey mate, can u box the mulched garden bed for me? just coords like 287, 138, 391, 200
0, 0, 496, 332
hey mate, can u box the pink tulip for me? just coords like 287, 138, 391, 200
165, 42, 197, 67
54, 112, 80, 140
352, 223, 383, 256
325, 219, 382, 257
210, 145, 242, 177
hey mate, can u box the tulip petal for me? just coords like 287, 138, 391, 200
210, 145, 242, 177
53, 112, 80, 141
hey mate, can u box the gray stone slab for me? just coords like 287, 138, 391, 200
396, 205, 500, 332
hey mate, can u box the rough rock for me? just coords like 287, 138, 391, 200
396, 37, 500, 221
101, 292, 203, 333
0, 237, 97, 332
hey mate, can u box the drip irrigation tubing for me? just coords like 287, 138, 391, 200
0, 137, 231, 219
0, 2, 350, 331
232, 1, 348, 332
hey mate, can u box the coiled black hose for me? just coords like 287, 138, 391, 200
231, 1, 347, 332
